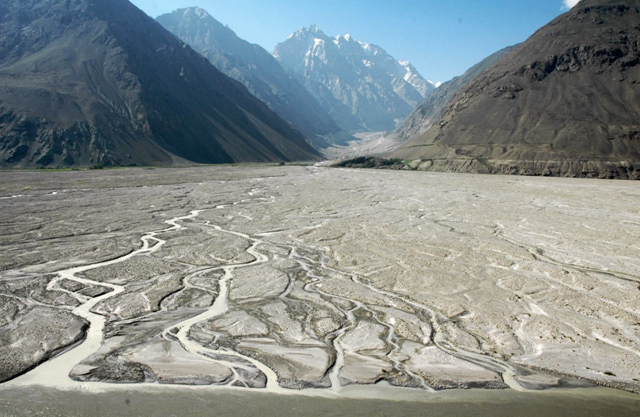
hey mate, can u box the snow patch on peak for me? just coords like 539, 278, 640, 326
335, 34, 354, 44
311, 38, 326, 60
361, 43, 374, 56
191, 7, 209, 19
399, 62, 435, 98
360, 42, 384, 57
403, 70, 416, 84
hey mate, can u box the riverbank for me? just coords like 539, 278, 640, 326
1, 383, 639, 417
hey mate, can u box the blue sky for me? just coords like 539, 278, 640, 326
130, 0, 580, 83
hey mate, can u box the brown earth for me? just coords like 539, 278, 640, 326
393, 0, 640, 179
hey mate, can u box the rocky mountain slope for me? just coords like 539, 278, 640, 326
156, 7, 344, 149
0, 0, 321, 168
396, 45, 516, 143
393, 0, 640, 179
274, 25, 435, 132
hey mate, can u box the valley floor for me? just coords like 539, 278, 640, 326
1, 165, 639, 413
321, 131, 398, 160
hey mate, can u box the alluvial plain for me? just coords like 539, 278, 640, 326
1, 165, 639, 396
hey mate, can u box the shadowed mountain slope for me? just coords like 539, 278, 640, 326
156, 7, 344, 149
0, 0, 321, 167
393, 0, 640, 179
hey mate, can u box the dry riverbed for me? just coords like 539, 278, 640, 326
1, 165, 639, 399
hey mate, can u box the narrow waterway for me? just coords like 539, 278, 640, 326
3, 207, 638, 412
7, 211, 201, 389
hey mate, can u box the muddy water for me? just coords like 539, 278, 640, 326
0, 384, 639, 417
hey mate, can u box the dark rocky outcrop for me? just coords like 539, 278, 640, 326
330, 156, 406, 170
393, 0, 640, 179
0, 0, 321, 168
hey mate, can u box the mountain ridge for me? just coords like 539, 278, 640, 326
0, 0, 321, 167
395, 45, 517, 143
156, 7, 344, 148
392, 0, 640, 179
274, 25, 435, 132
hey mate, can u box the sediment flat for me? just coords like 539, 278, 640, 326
1, 165, 639, 400
1, 384, 640, 417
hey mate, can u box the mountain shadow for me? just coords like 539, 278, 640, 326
0, 0, 321, 167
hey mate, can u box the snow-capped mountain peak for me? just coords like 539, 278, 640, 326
274, 26, 435, 131
400, 60, 436, 97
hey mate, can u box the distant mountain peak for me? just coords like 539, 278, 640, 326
286, 25, 328, 43
274, 28, 435, 131
293, 24, 322, 35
